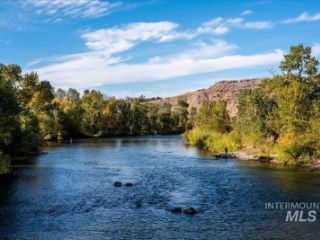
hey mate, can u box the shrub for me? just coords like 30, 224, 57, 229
184, 127, 241, 153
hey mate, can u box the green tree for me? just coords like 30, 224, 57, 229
102, 97, 119, 135
176, 100, 189, 132
55, 88, 66, 100
235, 88, 274, 146
0, 81, 21, 152
0, 64, 40, 155
19, 72, 38, 105
81, 90, 105, 136
147, 104, 160, 134
157, 103, 174, 133
67, 88, 80, 103
116, 99, 131, 135
280, 44, 319, 78
196, 100, 230, 133
129, 96, 149, 135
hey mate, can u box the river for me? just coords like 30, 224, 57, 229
1, 135, 320, 239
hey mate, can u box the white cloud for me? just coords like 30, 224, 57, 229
81, 22, 184, 56
312, 43, 320, 56
242, 21, 273, 29
197, 17, 273, 35
147, 40, 237, 63
24, 0, 121, 20
29, 19, 279, 89
34, 46, 283, 88
76, 20, 249, 58
241, 10, 254, 16
165, 40, 238, 60
282, 12, 320, 24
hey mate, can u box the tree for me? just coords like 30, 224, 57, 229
147, 104, 160, 134
157, 103, 174, 133
26, 80, 55, 139
60, 100, 84, 137
116, 99, 131, 135
19, 72, 39, 105
196, 100, 230, 133
269, 80, 310, 135
102, 97, 119, 135
0, 64, 22, 84
129, 96, 149, 135
55, 88, 66, 100
187, 107, 197, 130
176, 100, 189, 132
0, 64, 40, 154
67, 88, 80, 103
280, 44, 319, 78
81, 90, 105, 136
235, 88, 275, 146
0, 81, 21, 152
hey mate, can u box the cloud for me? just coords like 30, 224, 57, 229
282, 12, 320, 24
241, 10, 254, 16
81, 16, 274, 56
77, 19, 260, 57
242, 21, 273, 29
312, 43, 320, 56
81, 22, 185, 56
29, 19, 279, 89
34, 45, 283, 88
156, 40, 238, 61
197, 17, 273, 35
24, 0, 121, 20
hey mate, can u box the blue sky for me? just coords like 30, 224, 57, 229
1, 0, 320, 97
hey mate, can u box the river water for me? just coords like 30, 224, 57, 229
1, 135, 320, 239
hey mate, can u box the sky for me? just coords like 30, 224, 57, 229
1, 0, 320, 98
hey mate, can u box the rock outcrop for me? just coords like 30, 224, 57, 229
151, 78, 263, 117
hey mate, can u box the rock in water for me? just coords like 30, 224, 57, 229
183, 207, 198, 215
170, 207, 182, 213
135, 199, 142, 208
125, 182, 133, 187
114, 181, 122, 187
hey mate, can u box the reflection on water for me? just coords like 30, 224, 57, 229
1, 135, 320, 239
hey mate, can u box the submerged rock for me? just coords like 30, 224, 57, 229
125, 182, 133, 187
170, 207, 182, 213
183, 207, 198, 215
114, 181, 122, 187
135, 199, 142, 208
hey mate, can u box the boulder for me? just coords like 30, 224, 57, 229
183, 207, 198, 215
114, 181, 122, 187
170, 207, 182, 213
135, 199, 142, 208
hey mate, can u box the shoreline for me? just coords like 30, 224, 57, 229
212, 149, 320, 171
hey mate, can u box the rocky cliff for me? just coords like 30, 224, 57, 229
151, 78, 263, 117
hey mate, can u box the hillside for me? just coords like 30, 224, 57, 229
152, 78, 264, 117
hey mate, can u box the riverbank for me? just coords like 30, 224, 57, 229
211, 148, 320, 171
183, 127, 320, 170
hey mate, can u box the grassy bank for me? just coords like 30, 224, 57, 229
184, 127, 320, 166
184, 45, 320, 166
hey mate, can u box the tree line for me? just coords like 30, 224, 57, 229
185, 44, 320, 164
1, 44, 319, 166
0, 66, 194, 157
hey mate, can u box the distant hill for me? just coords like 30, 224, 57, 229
151, 78, 264, 117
